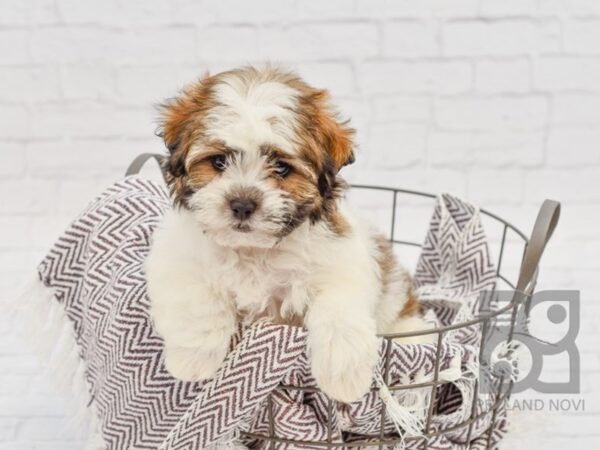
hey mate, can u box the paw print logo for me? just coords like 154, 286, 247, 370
490, 341, 520, 380
480, 328, 525, 394
479, 290, 579, 394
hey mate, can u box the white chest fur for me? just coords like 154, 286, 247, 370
204, 237, 313, 320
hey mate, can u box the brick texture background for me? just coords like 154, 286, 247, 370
0, 0, 599, 448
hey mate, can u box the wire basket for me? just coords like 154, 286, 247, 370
127, 154, 561, 450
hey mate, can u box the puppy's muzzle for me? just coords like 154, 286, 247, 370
230, 198, 257, 221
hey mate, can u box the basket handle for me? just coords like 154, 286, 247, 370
125, 153, 166, 181
516, 199, 561, 294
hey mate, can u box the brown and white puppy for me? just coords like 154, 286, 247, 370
145, 66, 426, 403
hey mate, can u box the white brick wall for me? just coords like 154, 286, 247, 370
1, 0, 599, 448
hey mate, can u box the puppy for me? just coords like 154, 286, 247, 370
145, 66, 426, 403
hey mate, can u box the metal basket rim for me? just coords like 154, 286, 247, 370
349, 183, 529, 340
350, 183, 528, 241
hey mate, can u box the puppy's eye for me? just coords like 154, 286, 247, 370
273, 161, 292, 177
211, 155, 227, 171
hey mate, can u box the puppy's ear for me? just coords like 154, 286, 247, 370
313, 90, 355, 172
157, 74, 214, 179
317, 159, 336, 198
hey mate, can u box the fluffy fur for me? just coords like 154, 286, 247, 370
145, 66, 427, 403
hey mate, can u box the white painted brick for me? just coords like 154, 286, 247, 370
430, 0, 480, 18
536, 239, 600, 270
31, 26, 197, 64
30, 0, 63, 25
0, 250, 30, 274
0, 29, 30, 64
60, 64, 116, 101
112, 27, 199, 65
382, 21, 439, 57
546, 128, 600, 166
348, 167, 468, 198
536, 57, 600, 91
0, 66, 61, 102
355, 0, 479, 19
475, 59, 531, 93
0, 443, 83, 450
524, 169, 600, 203
371, 96, 430, 122
0, 1, 28, 25
354, 0, 430, 19
29, 374, 68, 396
0, 105, 29, 138
117, 0, 175, 26
56, 0, 119, 24
539, 0, 600, 15
31, 27, 116, 63
443, 20, 561, 56
467, 169, 523, 204
26, 139, 164, 178
0, 332, 29, 354
479, 0, 538, 16
359, 60, 472, 95
30, 104, 154, 139
168, 0, 216, 23
428, 130, 545, 167
504, 436, 600, 450
0, 271, 31, 296
0, 354, 39, 374
552, 94, 600, 125
434, 96, 549, 131
17, 417, 73, 440
366, 123, 426, 168
292, 63, 356, 99
297, 0, 356, 20
260, 23, 379, 60
117, 66, 196, 104
0, 180, 58, 214
0, 418, 19, 441
0, 144, 26, 177
57, 0, 176, 26
204, 0, 296, 22
197, 26, 260, 62
566, 20, 600, 54
545, 414, 600, 437
0, 318, 9, 336
557, 204, 600, 240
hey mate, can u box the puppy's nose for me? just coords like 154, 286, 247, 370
230, 198, 257, 221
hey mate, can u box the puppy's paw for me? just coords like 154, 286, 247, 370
164, 343, 228, 382
309, 326, 379, 403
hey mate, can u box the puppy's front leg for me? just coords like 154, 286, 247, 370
146, 211, 236, 382
306, 280, 380, 403
154, 283, 236, 382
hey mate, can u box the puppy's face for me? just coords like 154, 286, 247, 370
159, 67, 354, 248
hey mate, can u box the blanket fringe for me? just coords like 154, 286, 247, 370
377, 352, 469, 447
378, 376, 425, 438
15, 278, 105, 450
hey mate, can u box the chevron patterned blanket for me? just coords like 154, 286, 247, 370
34, 177, 508, 449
